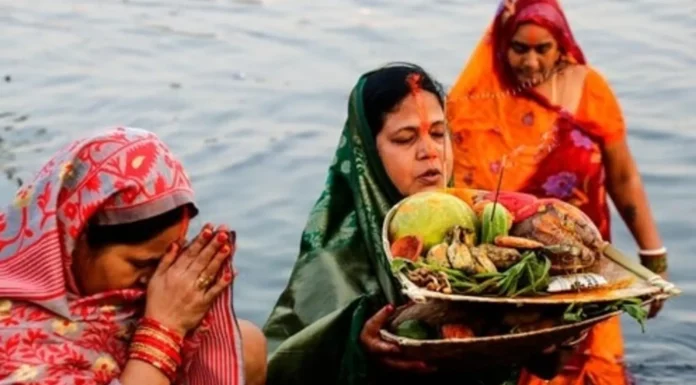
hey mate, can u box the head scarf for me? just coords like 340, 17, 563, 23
0, 127, 243, 384
261, 69, 414, 385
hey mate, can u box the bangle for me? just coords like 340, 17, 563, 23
639, 248, 668, 275
128, 317, 184, 382
139, 317, 185, 345
638, 247, 667, 257
640, 256, 668, 274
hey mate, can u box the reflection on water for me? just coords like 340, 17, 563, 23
0, 0, 694, 382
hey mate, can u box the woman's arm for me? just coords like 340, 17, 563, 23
603, 139, 664, 251
239, 319, 269, 385
117, 360, 170, 385
603, 139, 668, 317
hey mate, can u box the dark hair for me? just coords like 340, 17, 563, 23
85, 204, 198, 249
362, 62, 445, 137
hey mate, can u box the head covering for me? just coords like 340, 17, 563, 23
262, 70, 516, 385
0, 127, 243, 384
491, 0, 586, 92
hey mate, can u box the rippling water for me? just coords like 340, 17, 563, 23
1, 0, 694, 382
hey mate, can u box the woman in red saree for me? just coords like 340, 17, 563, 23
447, 1, 668, 384
0, 127, 266, 385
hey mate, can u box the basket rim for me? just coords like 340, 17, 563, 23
379, 308, 621, 345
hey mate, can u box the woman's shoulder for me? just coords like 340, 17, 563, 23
560, 64, 615, 91
573, 65, 627, 142
570, 64, 622, 111
578, 65, 617, 97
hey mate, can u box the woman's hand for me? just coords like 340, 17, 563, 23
359, 305, 436, 374
525, 330, 587, 379
144, 224, 236, 335
648, 270, 668, 318
639, 251, 668, 318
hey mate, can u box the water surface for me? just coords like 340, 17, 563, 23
1, 1, 694, 382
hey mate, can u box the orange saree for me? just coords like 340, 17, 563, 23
447, 1, 631, 384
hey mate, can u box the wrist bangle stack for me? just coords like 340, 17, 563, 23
129, 317, 184, 381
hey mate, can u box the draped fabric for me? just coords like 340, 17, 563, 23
0, 127, 243, 385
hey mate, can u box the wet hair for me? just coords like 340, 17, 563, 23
85, 203, 197, 249
362, 62, 445, 137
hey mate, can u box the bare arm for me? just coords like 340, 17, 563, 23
604, 138, 668, 318
603, 139, 664, 251
118, 360, 170, 385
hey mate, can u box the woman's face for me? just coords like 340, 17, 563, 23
506, 23, 561, 85
376, 91, 453, 197
72, 220, 187, 295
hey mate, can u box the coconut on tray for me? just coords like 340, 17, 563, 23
380, 189, 681, 345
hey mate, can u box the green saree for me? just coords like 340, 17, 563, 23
262, 73, 519, 385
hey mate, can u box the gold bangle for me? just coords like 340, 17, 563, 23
640, 255, 668, 274
130, 342, 179, 370
135, 327, 182, 352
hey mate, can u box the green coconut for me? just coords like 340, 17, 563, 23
480, 201, 513, 244
389, 191, 479, 251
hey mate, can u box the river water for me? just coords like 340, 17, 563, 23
1, 0, 694, 383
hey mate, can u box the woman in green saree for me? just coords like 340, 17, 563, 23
262, 63, 569, 385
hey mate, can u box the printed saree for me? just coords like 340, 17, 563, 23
0, 127, 243, 385
262, 72, 518, 385
447, 1, 630, 384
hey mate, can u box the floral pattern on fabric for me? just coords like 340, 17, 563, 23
570, 129, 594, 149
522, 112, 535, 126
542, 171, 578, 199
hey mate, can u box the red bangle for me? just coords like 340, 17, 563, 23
132, 334, 182, 366
128, 317, 184, 382
130, 347, 178, 380
139, 317, 185, 345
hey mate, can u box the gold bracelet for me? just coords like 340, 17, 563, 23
129, 342, 179, 373
640, 254, 668, 274
136, 326, 182, 352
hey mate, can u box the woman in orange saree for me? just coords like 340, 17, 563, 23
447, 1, 669, 384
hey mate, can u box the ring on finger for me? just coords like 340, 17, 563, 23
195, 274, 214, 290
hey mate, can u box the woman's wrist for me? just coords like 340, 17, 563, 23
638, 247, 668, 274
128, 316, 185, 382
143, 311, 188, 337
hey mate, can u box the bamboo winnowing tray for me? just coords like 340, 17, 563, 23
382, 200, 681, 305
